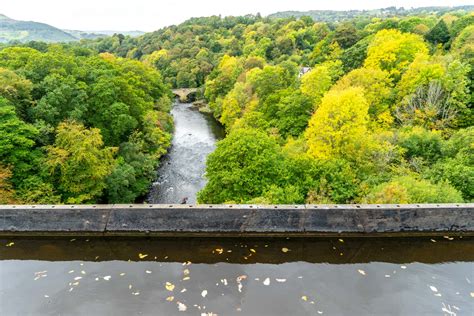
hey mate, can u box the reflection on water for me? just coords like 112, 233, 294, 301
1, 237, 473, 315
148, 102, 224, 204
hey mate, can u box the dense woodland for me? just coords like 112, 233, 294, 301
0, 8, 473, 204
0, 47, 173, 204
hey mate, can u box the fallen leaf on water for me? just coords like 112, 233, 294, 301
177, 302, 187, 311
129, 284, 132, 289
400, 265, 407, 269
201, 290, 208, 298
81, 271, 86, 275
145, 270, 152, 274
301, 296, 308, 301
358, 269, 366, 276
68, 270, 74, 274
443, 236, 454, 241
120, 273, 126, 276
250, 249, 256, 253
183, 269, 190, 275
181, 288, 187, 293
281, 247, 290, 253
236, 275, 247, 282
74, 277, 82, 281
215, 248, 224, 255
166, 296, 174, 302
165, 282, 175, 291
138, 253, 148, 259
276, 278, 287, 283
132, 291, 140, 296
103, 276, 111, 281
338, 239, 344, 243
182, 276, 190, 281
44, 295, 49, 298
430, 239, 437, 243
5, 242, 14, 247
429, 285, 438, 292
385, 275, 391, 278
470, 292, 474, 298
263, 278, 271, 286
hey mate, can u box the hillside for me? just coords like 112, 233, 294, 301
268, 5, 474, 22
0, 14, 76, 43
65, 29, 145, 40
0, 14, 144, 43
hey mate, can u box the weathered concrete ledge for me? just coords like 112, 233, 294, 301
0, 204, 473, 237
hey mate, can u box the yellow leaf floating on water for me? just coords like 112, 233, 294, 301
182, 276, 190, 281
301, 296, 308, 301
281, 247, 290, 253
358, 269, 366, 276
201, 290, 208, 298
138, 253, 148, 259
6, 242, 14, 247
250, 249, 256, 253
165, 282, 175, 291
338, 239, 344, 243
166, 296, 174, 302
470, 292, 474, 298
215, 248, 224, 255
183, 269, 190, 275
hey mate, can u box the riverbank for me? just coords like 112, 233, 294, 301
1, 204, 473, 237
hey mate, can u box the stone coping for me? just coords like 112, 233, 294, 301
0, 204, 473, 237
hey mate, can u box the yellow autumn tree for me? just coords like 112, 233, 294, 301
305, 87, 369, 160
364, 29, 429, 81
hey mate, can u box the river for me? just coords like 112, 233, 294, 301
148, 101, 224, 204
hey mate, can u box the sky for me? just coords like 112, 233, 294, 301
1, 0, 472, 32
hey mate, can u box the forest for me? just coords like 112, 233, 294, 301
0, 8, 473, 204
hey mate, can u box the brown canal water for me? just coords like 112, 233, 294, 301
1, 237, 473, 315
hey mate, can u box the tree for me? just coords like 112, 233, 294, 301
46, 121, 116, 204
334, 22, 360, 49
0, 165, 18, 204
425, 20, 451, 45
0, 98, 38, 181
333, 68, 393, 119
364, 29, 429, 81
305, 88, 369, 160
363, 175, 464, 203
300, 61, 342, 106
198, 129, 286, 203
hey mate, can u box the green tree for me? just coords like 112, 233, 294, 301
425, 20, 451, 45
46, 121, 117, 203
198, 129, 286, 203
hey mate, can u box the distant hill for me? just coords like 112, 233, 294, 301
0, 14, 76, 43
65, 30, 145, 40
268, 5, 474, 22
0, 14, 144, 43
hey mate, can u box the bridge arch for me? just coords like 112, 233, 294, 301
172, 88, 199, 102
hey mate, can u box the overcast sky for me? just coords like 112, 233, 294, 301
2, 0, 472, 32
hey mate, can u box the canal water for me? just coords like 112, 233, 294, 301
148, 102, 224, 204
1, 237, 473, 315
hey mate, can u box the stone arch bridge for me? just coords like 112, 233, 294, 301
172, 88, 199, 102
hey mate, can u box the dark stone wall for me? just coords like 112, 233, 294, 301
0, 204, 473, 236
